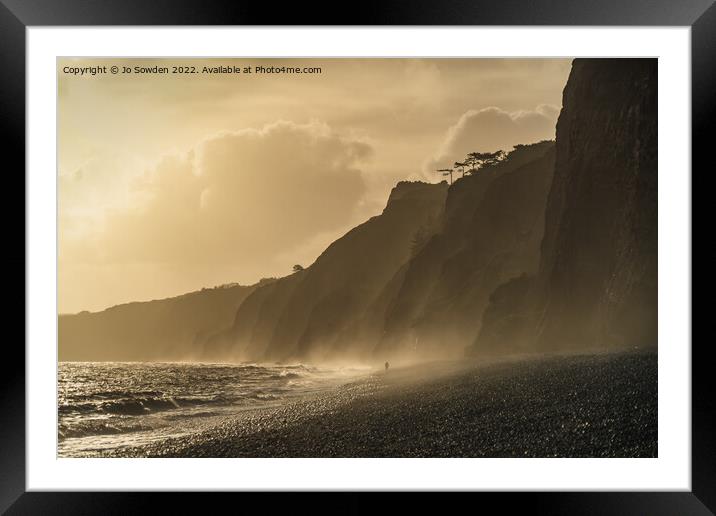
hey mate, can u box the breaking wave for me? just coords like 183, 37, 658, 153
58, 361, 368, 455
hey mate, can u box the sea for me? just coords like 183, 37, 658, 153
58, 361, 368, 457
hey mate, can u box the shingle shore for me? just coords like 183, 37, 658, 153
99, 350, 657, 458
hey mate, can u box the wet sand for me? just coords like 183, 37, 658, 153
102, 350, 657, 458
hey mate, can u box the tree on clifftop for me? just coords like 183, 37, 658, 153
466, 150, 506, 175
436, 168, 454, 184
454, 161, 467, 178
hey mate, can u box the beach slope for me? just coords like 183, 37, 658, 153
110, 350, 656, 458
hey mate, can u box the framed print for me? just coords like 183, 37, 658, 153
2, 0, 709, 513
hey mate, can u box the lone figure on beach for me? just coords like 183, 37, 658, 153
384, 361, 390, 373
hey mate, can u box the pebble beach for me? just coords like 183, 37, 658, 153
92, 350, 657, 458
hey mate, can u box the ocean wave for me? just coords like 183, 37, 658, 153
100, 397, 179, 415
163, 411, 218, 420
59, 420, 155, 440
248, 392, 281, 400
89, 389, 165, 399
281, 364, 316, 372
58, 361, 367, 452
268, 371, 301, 380
61, 392, 240, 418
59, 401, 98, 415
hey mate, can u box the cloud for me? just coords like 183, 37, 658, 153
425, 105, 559, 174
58, 59, 573, 312
65, 120, 372, 270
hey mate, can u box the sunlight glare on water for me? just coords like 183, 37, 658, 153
58, 361, 368, 456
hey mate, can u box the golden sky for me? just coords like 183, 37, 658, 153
58, 58, 572, 313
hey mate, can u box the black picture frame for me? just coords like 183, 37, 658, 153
1, 1, 708, 513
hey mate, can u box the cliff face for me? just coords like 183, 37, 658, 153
204, 143, 554, 364
472, 58, 657, 355
204, 181, 449, 362
375, 142, 555, 359
58, 283, 258, 361
59, 182, 447, 364
62, 59, 657, 364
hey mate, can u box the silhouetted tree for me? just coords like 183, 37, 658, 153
484, 150, 506, 167
466, 152, 481, 174
465, 150, 506, 175
292, 264, 304, 273
436, 168, 454, 184
454, 161, 467, 178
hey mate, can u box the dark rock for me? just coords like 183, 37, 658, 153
472, 58, 657, 355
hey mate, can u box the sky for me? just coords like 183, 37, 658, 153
58, 58, 572, 313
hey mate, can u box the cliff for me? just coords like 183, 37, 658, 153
202, 181, 449, 362
58, 283, 258, 361
61, 59, 657, 363
374, 142, 555, 359
472, 58, 657, 355
203, 142, 554, 363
